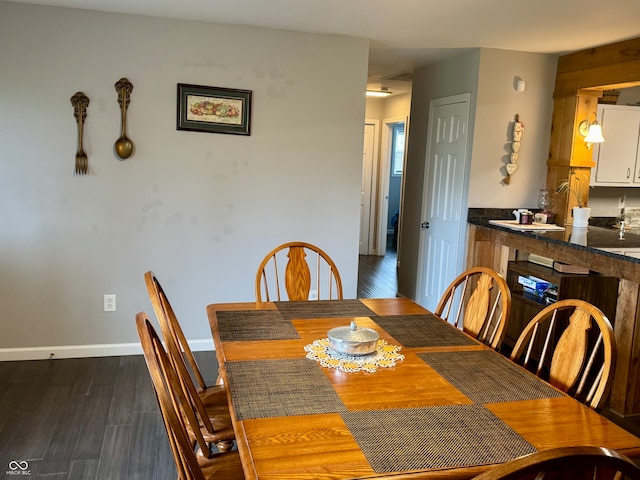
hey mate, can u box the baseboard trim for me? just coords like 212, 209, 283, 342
0, 338, 215, 361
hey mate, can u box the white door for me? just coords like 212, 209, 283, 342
360, 122, 377, 255
416, 94, 470, 311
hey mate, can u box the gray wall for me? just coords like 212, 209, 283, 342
398, 48, 557, 299
0, 2, 369, 358
398, 50, 481, 299
470, 49, 557, 207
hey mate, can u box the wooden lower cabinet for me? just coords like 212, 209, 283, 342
503, 261, 619, 354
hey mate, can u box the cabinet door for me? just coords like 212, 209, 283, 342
591, 105, 640, 186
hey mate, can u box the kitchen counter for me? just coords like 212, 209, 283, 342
469, 216, 640, 264
466, 213, 640, 417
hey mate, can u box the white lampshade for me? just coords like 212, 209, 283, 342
584, 124, 605, 143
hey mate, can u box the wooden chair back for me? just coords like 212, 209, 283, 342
255, 241, 343, 302
509, 299, 616, 410
435, 266, 511, 350
145, 271, 235, 451
471, 446, 640, 480
145, 270, 208, 390
136, 312, 212, 478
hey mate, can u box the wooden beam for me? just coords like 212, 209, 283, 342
555, 38, 640, 97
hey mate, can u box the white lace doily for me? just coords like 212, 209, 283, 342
304, 338, 404, 373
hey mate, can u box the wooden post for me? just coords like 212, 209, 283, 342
546, 38, 640, 225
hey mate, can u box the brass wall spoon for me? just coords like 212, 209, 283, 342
114, 78, 134, 160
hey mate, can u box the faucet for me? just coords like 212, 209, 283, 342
618, 209, 629, 240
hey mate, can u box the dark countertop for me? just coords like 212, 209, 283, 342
467, 208, 640, 264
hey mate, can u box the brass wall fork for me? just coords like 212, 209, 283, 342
71, 92, 89, 175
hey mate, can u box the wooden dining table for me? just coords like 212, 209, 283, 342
207, 297, 640, 480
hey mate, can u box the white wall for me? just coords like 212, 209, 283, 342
0, 2, 369, 357
398, 48, 557, 298
470, 49, 557, 208
589, 188, 640, 217
398, 50, 481, 298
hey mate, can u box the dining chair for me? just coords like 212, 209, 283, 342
144, 271, 217, 389
471, 446, 640, 480
509, 298, 616, 410
435, 266, 512, 350
136, 313, 244, 479
144, 271, 234, 450
255, 241, 343, 302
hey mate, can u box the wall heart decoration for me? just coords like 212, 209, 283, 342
503, 114, 524, 185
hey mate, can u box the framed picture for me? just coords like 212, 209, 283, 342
177, 84, 252, 135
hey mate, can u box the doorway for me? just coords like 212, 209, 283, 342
375, 117, 407, 256
358, 117, 407, 298
359, 120, 378, 255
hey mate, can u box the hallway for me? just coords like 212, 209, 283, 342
357, 246, 398, 298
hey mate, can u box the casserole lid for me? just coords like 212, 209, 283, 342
328, 321, 379, 343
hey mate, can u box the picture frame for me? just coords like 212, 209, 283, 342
177, 84, 252, 135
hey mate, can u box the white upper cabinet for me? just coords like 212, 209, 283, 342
591, 104, 640, 186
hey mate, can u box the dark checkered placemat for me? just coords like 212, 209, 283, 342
225, 358, 347, 420
275, 299, 376, 320
417, 350, 563, 404
371, 314, 477, 347
341, 404, 536, 472
216, 310, 300, 341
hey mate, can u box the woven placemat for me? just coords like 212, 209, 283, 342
225, 358, 347, 420
341, 404, 535, 472
417, 350, 563, 404
371, 314, 477, 347
276, 299, 376, 320
216, 310, 299, 341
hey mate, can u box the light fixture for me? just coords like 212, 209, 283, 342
366, 88, 392, 97
578, 112, 605, 150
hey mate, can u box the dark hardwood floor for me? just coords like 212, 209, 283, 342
0, 351, 216, 479
357, 245, 398, 298
2, 251, 638, 479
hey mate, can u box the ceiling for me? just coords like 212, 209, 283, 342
9, 0, 640, 96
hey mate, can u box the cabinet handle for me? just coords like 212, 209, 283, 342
628, 168, 631, 179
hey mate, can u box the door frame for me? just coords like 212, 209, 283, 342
376, 116, 409, 257
415, 93, 471, 308
362, 119, 380, 255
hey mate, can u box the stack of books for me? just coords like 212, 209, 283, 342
553, 261, 589, 275
528, 254, 554, 268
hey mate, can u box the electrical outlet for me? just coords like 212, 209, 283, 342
619, 195, 626, 210
104, 294, 116, 312
309, 290, 318, 300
